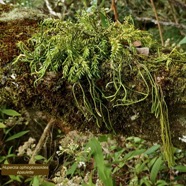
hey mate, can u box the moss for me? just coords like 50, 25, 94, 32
0, 4, 14, 13
0, 4, 47, 67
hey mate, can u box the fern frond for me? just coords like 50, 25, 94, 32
110, 38, 122, 60
91, 54, 99, 77
83, 47, 90, 59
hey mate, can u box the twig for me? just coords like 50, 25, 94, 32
168, 0, 178, 24
150, 0, 164, 46
135, 16, 186, 29
29, 117, 55, 164
111, 0, 118, 22
169, 0, 186, 9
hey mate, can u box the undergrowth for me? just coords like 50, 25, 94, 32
1, 120, 186, 185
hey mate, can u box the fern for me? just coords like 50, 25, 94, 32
14, 11, 175, 166
110, 38, 122, 60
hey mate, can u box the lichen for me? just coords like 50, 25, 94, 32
0, 7, 46, 22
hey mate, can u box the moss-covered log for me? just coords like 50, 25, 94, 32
0, 5, 186, 166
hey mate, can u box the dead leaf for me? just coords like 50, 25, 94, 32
133, 40, 142, 47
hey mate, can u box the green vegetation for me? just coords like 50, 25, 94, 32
53, 132, 186, 185
1, 121, 185, 185
14, 10, 178, 166
1, 1, 186, 185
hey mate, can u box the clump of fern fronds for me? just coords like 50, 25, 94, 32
14, 11, 154, 130
14, 10, 175, 167
14, 12, 153, 84
15, 13, 106, 83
